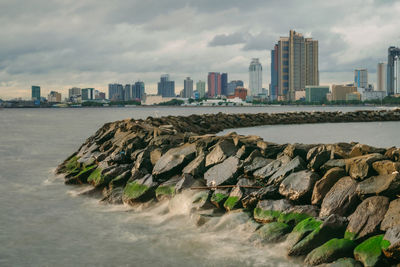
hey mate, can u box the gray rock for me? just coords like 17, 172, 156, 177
324, 258, 363, 267
356, 173, 400, 198
349, 143, 386, 158
284, 205, 320, 218
204, 156, 240, 187
182, 153, 205, 177
304, 238, 356, 266
122, 174, 157, 204
191, 190, 214, 211
102, 187, 124, 204
320, 177, 359, 217
205, 139, 237, 167
383, 225, 400, 260
243, 149, 263, 166
241, 185, 280, 209
253, 159, 282, 180
309, 150, 331, 170
312, 167, 347, 205
283, 143, 314, 160
252, 222, 291, 243
345, 153, 385, 180
268, 156, 306, 186
175, 173, 203, 193
244, 157, 274, 175
321, 159, 347, 173
306, 145, 326, 162
372, 160, 400, 175
253, 199, 292, 223
381, 198, 400, 231
279, 170, 320, 202
345, 196, 389, 240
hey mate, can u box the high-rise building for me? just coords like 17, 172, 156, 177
196, 80, 206, 99
395, 56, 400, 95
108, 84, 124, 101
183, 77, 193, 98
270, 45, 278, 101
249, 58, 262, 96
221, 73, 228, 96
331, 85, 357, 101
377, 63, 387, 92
387, 46, 400, 95
227, 80, 244, 96
305, 86, 329, 103
234, 87, 248, 100
207, 72, 221, 98
68, 87, 81, 99
157, 74, 175, 97
354, 69, 368, 88
81, 88, 94, 100
124, 84, 131, 101
272, 30, 319, 101
132, 81, 145, 100
31, 86, 41, 100
47, 91, 62, 102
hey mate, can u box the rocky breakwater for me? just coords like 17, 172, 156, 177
56, 109, 400, 266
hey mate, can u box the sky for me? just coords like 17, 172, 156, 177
0, 0, 399, 100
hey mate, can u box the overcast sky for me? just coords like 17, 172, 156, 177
1, 0, 399, 99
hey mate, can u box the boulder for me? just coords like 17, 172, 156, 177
241, 185, 280, 209
309, 150, 332, 171
329, 142, 354, 159
349, 144, 386, 158
122, 174, 157, 204
267, 156, 306, 186
258, 142, 286, 158
253, 159, 282, 180
155, 176, 181, 201
312, 167, 346, 205
380, 198, 400, 231
320, 177, 359, 217
354, 235, 390, 267
242, 149, 263, 166
345, 153, 385, 180
204, 156, 240, 187
306, 145, 326, 161
253, 199, 292, 223
286, 217, 323, 252
372, 160, 400, 175
152, 143, 197, 179
191, 190, 214, 211
223, 186, 243, 211
283, 143, 314, 160
383, 225, 400, 260
278, 205, 320, 226
65, 164, 97, 185
345, 196, 389, 240
102, 187, 124, 204
175, 173, 203, 193
305, 238, 356, 266
323, 258, 363, 267
356, 173, 400, 198
321, 159, 347, 173
252, 222, 291, 243
244, 157, 274, 175
279, 170, 320, 202
210, 189, 230, 209
385, 147, 400, 162
205, 139, 237, 167
182, 153, 205, 177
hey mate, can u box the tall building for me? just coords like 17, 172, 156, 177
47, 91, 61, 102
207, 72, 221, 98
221, 73, 228, 96
31, 86, 41, 100
305, 86, 329, 103
249, 58, 262, 96
124, 84, 131, 101
81, 88, 94, 100
183, 77, 193, 98
270, 45, 278, 101
272, 30, 319, 101
234, 87, 248, 100
68, 87, 81, 99
132, 81, 145, 100
354, 69, 368, 88
377, 63, 387, 92
196, 80, 206, 99
108, 84, 124, 101
395, 56, 400, 94
227, 80, 244, 95
157, 74, 175, 97
387, 46, 400, 95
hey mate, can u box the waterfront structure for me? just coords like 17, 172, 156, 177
124, 85, 131, 101
81, 88, 94, 101
132, 81, 145, 100
331, 85, 357, 101
227, 80, 244, 96
272, 30, 319, 101
221, 73, 228, 96
270, 45, 278, 101
207, 72, 221, 98
249, 58, 262, 96
47, 91, 61, 102
387, 46, 400, 95
357, 87, 386, 101
305, 86, 329, 102
31, 86, 41, 101
183, 77, 193, 98
196, 80, 206, 99
354, 69, 368, 88
377, 63, 387, 92
157, 74, 175, 97
346, 92, 361, 101
234, 87, 248, 100
68, 87, 81, 99
108, 84, 124, 101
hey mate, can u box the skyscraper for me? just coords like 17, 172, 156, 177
221, 73, 228, 96
108, 84, 124, 101
249, 58, 262, 96
81, 88, 94, 100
207, 72, 221, 98
395, 56, 400, 94
387, 46, 400, 95
354, 69, 368, 88
132, 81, 145, 100
227, 80, 244, 95
31, 86, 40, 100
68, 87, 81, 99
270, 45, 278, 101
124, 84, 131, 100
377, 63, 387, 92
157, 74, 175, 97
196, 80, 206, 99
183, 77, 193, 98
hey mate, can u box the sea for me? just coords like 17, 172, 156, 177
1, 106, 399, 267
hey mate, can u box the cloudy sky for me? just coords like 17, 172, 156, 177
0, 0, 399, 99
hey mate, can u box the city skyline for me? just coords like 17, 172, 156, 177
1, 1, 400, 99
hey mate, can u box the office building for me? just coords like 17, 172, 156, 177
132, 81, 145, 100
305, 86, 329, 102
272, 30, 319, 101
221, 73, 228, 96
207, 72, 221, 98
196, 80, 206, 99
234, 87, 248, 100
124, 84, 131, 101
31, 86, 41, 100
227, 80, 244, 95
47, 91, 61, 102
183, 77, 193, 98
108, 84, 124, 101
81, 88, 94, 101
331, 85, 357, 101
354, 69, 368, 88
395, 56, 400, 95
68, 87, 81, 99
157, 74, 175, 97
346, 92, 361, 101
387, 46, 400, 95
377, 63, 387, 92
249, 58, 262, 96
270, 45, 278, 101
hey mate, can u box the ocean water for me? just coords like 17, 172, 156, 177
0, 106, 398, 266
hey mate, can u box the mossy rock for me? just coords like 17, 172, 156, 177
354, 235, 390, 267
87, 167, 109, 187
305, 238, 356, 266
277, 212, 311, 226
253, 208, 281, 223
329, 258, 363, 267
123, 181, 150, 201
224, 196, 240, 211
253, 222, 290, 243
65, 156, 80, 172
210, 191, 229, 209
66, 164, 96, 184
344, 230, 357, 241
286, 217, 322, 250
155, 185, 175, 200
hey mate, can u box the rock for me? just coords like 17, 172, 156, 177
175, 173, 203, 193
306, 145, 326, 161
349, 144, 386, 158
155, 176, 181, 201
210, 189, 230, 209
253, 199, 292, 223
354, 235, 390, 267
244, 157, 274, 175
268, 156, 306, 186
223, 186, 243, 211
320, 177, 359, 217
381, 198, 400, 231
326, 258, 363, 267
258, 142, 286, 158
305, 238, 356, 266
312, 167, 346, 205
345, 153, 385, 180
385, 147, 400, 162
383, 225, 400, 260
122, 174, 157, 204
134, 149, 152, 172
149, 148, 162, 166
309, 150, 332, 170
102, 187, 124, 204
182, 153, 205, 177
321, 159, 347, 173
253, 159, 282, 180
204, 156, 240, 187
242, 149, 262, 166
152, 143, 197, 179
356, 173, 400, 198
345, 196, 389, 241
372, 160, 400, 175
330, 142, 354, 159
205, 139, 237, 167
286, 217, 323, 252
278, 205, 320, 226
283, 143, 314, 160
279, 170, 320, 202
108, 170, 132, 190
65, 164, 97, 185
241, 185, 280, 209
252, 222, 291, 243
191, 190, 214, 211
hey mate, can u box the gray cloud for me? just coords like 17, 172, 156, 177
209, 32, 247, 46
